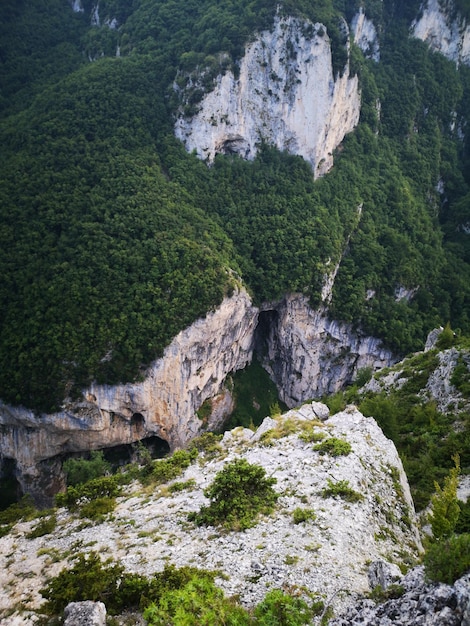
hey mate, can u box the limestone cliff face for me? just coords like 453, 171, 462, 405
412, 0, 470, 65
0, 405, 422, 624
351, 8, 380, 61
174, 16, 361, 178
259, 295, 395, 407
0, 287, 396, 504
0, 289, 258, 503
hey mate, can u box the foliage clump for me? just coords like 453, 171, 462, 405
41, 555, 321, 625
292, 507, 316, 524
63, 451, 110, 487
423, 458, 470, 584
253, 588, 323, 625
189, 458, 278, 530
26, 514, 57, 539
321, 479, 364, 503
428, 455, 461, 540
424, 534, 470, 585
143, 572, 250, 626
55, 475, 121, 520
188, 432, 224, 461
313, 436, 352, 457
146, 449, 198, 485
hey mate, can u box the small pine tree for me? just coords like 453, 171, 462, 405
429, 454, 461, 540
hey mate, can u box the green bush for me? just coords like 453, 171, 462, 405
299, 429, 326, 443
189, 458, 278, 531
188, 432, 223, 460
148, 449, 198, 485
56, 475, 121, 510
455, 499, 470, 534
0, 496, 36, 526
63, 451, 110, 487
26, 514, 57, 539
40, 552, 126, 615
321, 479, 364, 503
144, 573, 251, 626
292, 508, 316, 524
313, 437, 352, 457
79, 496, 116, 520
168, 479, 197, 493
254, 589, 323, 626
436, 323, 455, 350
424, 534, 470, 584
429, 456, 460, 540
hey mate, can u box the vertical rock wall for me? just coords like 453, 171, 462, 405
259, 295, 395, 406
175, 15, 361, 177
411, 0, 470, 65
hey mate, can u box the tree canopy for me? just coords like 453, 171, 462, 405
0, 0, 469, 411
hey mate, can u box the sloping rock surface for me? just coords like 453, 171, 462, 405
0, 405, 421, 624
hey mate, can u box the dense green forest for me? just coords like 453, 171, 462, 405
0, 0, 469, 411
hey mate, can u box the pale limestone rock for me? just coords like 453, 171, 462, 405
260, 295, 394, 407
0, 288, 258, 503
311, 401, 330, 421
0, 407, 422, 623
71, 0, 84, 12
175, 16, 361, 178
368, 560, 403, 591
0, 289, 397, 504
351, 8, 380, 61
64, 602, 106, 626
425, 326, 443, 351
251, 416, 277, 442
412, 0, 470, 66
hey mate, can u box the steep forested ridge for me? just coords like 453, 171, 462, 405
0, 0, 469, 412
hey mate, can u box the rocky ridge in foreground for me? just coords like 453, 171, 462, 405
0, 403, 422, 624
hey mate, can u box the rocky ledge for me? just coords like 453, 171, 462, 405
331, 566, 470, 626
0, 404, 422, 624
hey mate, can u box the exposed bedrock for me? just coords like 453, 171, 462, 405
256, 294, 395, 407
0, 289, 395, 504
174, 15, 361, 178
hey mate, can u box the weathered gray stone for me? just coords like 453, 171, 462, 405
63, 601, 106, 626
368, 560, 403, 591
175, 16, 360, 178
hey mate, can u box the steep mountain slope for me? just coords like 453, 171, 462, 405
0, 0, 470, 494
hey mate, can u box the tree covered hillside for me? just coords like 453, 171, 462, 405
0, 0, 469, 412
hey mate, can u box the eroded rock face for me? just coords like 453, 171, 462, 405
175, 15, 361, 178
351, 8, 380, 61
331, 566, 470, 626
64, 602, 106, 626
258, 295, 395, 407
0, 289, 397, 504
412, 0, 470, 66
0, 289, 258, 504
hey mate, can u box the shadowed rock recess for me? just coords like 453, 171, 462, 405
0, 289, 394, 505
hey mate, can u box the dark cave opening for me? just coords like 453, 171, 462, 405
254, 308, 279, 360
102, 435, 170, 468
0, 458, 22, 510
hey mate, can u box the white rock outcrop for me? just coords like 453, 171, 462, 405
351, 8, 380, 61
0, 406, 422, 624
0, 289, 258, 503
0, 288, 398, 504
175, 16, 361, 177
260, 295, 395, 406
412, 0, 470, 65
